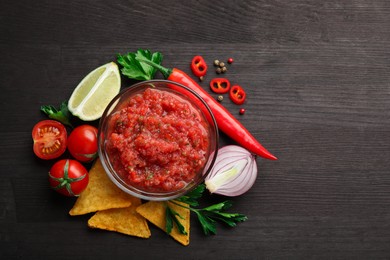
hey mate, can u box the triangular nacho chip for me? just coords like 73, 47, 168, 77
69, 158, 133, 216
136, 201, 190, 246
88, 196, 151, 238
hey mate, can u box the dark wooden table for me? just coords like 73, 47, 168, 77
1, 0, 390, 259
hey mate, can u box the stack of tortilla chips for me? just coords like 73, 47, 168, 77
69, 159, 190, 246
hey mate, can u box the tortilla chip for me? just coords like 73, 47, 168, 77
88, 196, 151, 238
69, 158, 133, 216
136, 201, 190, 246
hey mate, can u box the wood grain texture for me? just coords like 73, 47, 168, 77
1, 0, 390, 259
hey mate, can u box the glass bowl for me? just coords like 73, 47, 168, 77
98, 80, 219, 201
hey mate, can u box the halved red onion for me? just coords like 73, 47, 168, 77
205, 145, 257, 196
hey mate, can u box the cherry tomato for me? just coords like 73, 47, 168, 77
67, 125, 98, 162
32, 120, 67, 160
49, 159, 89, 196
229, 85, 247, 105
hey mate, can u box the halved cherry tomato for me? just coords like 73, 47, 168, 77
210, 78, 231, 94
190, 55, 208, 77
67, 125, 98, 162
32, 120, 67, 160
229, 85, 246, 105
49, 159, 89, 196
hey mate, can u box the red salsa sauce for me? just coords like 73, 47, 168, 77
106, 88, 210, 193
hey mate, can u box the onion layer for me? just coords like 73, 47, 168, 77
205, 145, 257, 196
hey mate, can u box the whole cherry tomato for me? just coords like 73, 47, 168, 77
49, 159, 89, 196
67, 125, 98, 162
32, 120, 67, 160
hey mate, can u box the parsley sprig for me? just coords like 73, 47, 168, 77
117, 49, 163, 81
40, 101, 73, 127
166, 184, 248, 236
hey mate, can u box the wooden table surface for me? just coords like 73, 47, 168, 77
1, 0, 390, 259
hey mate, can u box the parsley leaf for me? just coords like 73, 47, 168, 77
168, 184, 248, 236
117, 49, 162, 80
193, 210, 217, 235
190, 201, 247, 235
201, 201, 248, 228
40, 101, 73, 127
165, 203, 188, 235
176, 184, 205, 207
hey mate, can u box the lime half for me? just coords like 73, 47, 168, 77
68, 62, 121, 121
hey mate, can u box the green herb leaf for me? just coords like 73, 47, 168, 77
211, 212, 248, 227
40, 101, 73, 127
202, 200, 233, 212
202, 210, 248, 228
176, 184, 205, 207
170, 185, 248, 236
135, 49, 162, 80
165, 206, 173, 234
194, 210, 217, 235
117, 49, 162, 81
201, 201, 248, 228
165, 205, 188, 235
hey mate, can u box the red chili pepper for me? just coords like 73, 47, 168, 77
136, 58, 277, 160
210, 78, 231, 94
230, 85, 246, 105
190, 55, 208, 77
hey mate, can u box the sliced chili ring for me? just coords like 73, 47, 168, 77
210, 78, 231, 94
190, 55, 208, 77
229, 85, 246, 105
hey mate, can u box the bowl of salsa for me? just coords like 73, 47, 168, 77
98, 80, 219, 201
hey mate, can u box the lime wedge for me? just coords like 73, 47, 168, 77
68, 62, 121, 121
